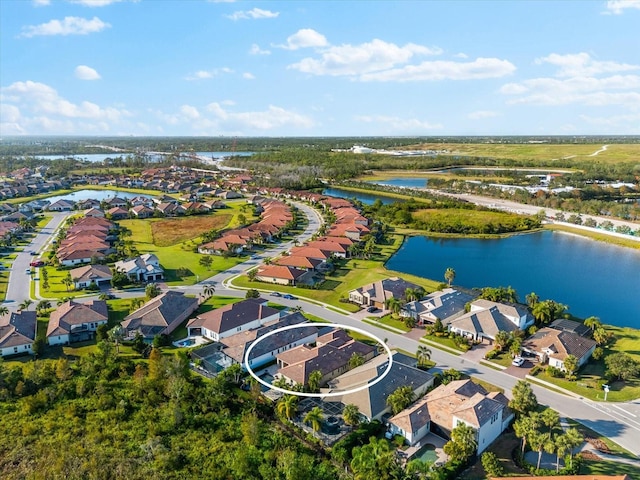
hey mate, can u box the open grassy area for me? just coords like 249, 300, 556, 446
150, 214, 233, 246
527, 325, 640, 402
545, 224, 640, 250
412, 208, 538, 233
232, 234, 441, 313
406, 142, 640, 164
365, 313, 411, 332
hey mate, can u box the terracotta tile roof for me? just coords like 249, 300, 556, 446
523, 327, 597, 362
257, 265, 306, 280
274, 255, 323, 269
69, 264, 113, 282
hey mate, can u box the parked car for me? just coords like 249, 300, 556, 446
283, 294, 296, 300
29, 260, 45, 267
512, 356, 525, 367
366, 306, 378, 313
25, 268, 31, 274
270, 292, 281, 297
29, 251, 37, 256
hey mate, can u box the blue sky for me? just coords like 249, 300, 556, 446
1, 0, 639, 136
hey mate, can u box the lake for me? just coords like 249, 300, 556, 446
322, 187, 401, 205
368, 177, 429, 189
386, 231, 640, 328
33, 151, 253, 163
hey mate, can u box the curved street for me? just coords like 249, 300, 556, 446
5, 200, 640, 457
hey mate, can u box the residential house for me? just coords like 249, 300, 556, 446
120, 290, 199, 340
274, 255, 323, 271
186, 298, 281, 341
47, 199, 75, 211
275, 328, 376, 388
255, 265, 307, 286
549, 318, 592, 337
219, 312, 318, 370
323, 352, 435, 422
103, 196, 128, 208
402, 288, 475, 326
70, 264, 113, 289
448, 299, 534, 343
129, 205, 154, 218
0, 311, 37, 357
349, 277, 422, 309
305, 240, 348, 258
84, 207, 105, 218
47, 300, 109, 345
107, 206, 129, 220
57, 249, 106, 267
522, 327, 597, 371
388, 379, 513, 453
114, 253, 164, 282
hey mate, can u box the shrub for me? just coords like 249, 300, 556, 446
485, 349, 499, 360
592, 347, 604, 361
547, 366, 565, 378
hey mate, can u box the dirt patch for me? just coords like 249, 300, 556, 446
151, 215, 232, 246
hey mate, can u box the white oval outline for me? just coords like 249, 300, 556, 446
244, 322, 393, 398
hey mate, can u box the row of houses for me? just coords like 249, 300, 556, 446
56, 216, 116, 266
198, 197, 293, 255
254, 192, 371, 286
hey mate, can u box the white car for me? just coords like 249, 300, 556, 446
512, 356, 525, 367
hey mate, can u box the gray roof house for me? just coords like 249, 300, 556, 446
70, 264, 113, 289
120, 290, 199, 339
349, 277, 422, 309
114, 253, 164, 282
0, 311, 37, 357
323, 352, 435, 421
522, 327, 597, 371
448, 299, 534, 342
402, 288, 475, 325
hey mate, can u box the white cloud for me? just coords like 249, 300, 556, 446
74, 65, 101, 80
536, 52, 639, 77
278, 28, 328, 50
358, 57, 516, 82
468, 110, 500, 120
355, 114, 442, 131
225, 8, 279, 20
454, 52, 469, 59
0, 80, 130, 134
580, 112, 640, 127
20, 16, 110, 37
33, 0, 51, 6
290, 39, 443, 77
179, 105, 200, 120
604, 0, 640, 14
242, 72, 255, 80
184, 67, 233, 80
68, 0, 126, 6
249, 43, 271, 55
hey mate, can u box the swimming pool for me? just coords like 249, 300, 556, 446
414, 443, 438, 464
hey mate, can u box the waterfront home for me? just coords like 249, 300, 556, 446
120, 291, 199, 340
388, 379, 513, 453
69, 264, 113, 289
0, 311, 37, 357
186, 298, 281, 341
129, 205, 154, 218
47, 199, 75, 211
349, 277, 422, 309
47, 300, 109, 345
522, 327, 597, 371
323, 352, 435, 422
402, 288, 474, 326
114, 253, 164, 282
448, 299, 534, 343
275, 328, 376, 388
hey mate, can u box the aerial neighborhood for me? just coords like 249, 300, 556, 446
0, 153, 638, 480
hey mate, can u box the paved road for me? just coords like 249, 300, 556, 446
3, 212, 69, 310
16, 201, 640, 457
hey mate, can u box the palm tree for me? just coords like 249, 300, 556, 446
563, 427, 583, 469
342, 404, 361, 427
0, 306, 9, 316
385, 297, 402, 317
19, 299, 33, 311
36, 300, 51, 313
404, 287, 419, 302
62, 273, 73, 292
307, 369, 322, 393
276, 394, 298, 421
304, 406, 324, 432
584, 316, 602, 330
525, 292, 539, 309
416, 345, 432, 367
444, 267, 455, 286
203, 283, 216, 298
349, 352, 365, 369
109, 325, 125, 354
387, 385, 415, 415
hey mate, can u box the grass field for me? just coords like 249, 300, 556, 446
406, 142, 640, 164
232, 234, 441, 313
412, 208, 537, 233
150, 214, 233, 246
545, 224, 640, 250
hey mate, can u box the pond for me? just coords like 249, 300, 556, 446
368, 177, 429, 189
322, 187, 402, 205
386, 231, 640, 328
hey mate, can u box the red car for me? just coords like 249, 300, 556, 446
29, 260, 45, 267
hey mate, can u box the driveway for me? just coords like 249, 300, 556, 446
462, 342, 493, 363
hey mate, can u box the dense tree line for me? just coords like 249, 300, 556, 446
0, 346, 339, 480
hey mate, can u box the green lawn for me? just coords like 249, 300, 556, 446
545, 224, 640, 250
365, 314, 411, 332
232, 234, 440, 312
529, 326, 640, 402
421, 333, 466, 353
